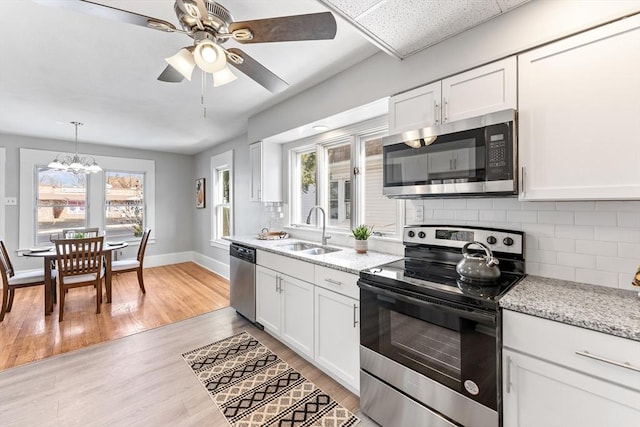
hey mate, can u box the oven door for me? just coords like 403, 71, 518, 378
359, 280, 498, 410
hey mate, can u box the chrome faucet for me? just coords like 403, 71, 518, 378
306, 205, 331, 245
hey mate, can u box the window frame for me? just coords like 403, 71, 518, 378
210, 150, 233, 249
104, 169, 146, 240
286, 116, 404, 240
19, 148, 155, 249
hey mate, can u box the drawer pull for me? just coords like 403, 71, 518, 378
575, 350, 640, 373
353, 303, 358, 328
325, 278, 343, 286
505, 355, 512, 394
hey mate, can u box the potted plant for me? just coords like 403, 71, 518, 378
352, 224, 373, 254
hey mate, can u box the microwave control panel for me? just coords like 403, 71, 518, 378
485, 123, 512, 181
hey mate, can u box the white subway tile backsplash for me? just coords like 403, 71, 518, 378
538, 237, 575, 252
618, 212, 640, 228
538, 211, 574, 225
556, 201, 596, 211
595, 227, 640, 243
596, 256, 638, 274
455, 210, 478, 221
493, 198, 522, 210
521, 223, 555, 238
596, 201, 640, 212
575, 240, 618, 256
575, 269, 619, 288
433, 209, 456, 220
443, 199, 467, 209
423, 199, 444, 209
557, 252, 596, 269
525, 262, 540, 275
466, 199, 493, 209
618, 242, 640, 258
539, 264, 575, 281
555, 225, 594, 240
618, 272, 637, 290
526, 249, 557, 264
521, 201, 556, 211
574, 211, 617, 226
507, 210, 537, 223
479, 210, 506, 222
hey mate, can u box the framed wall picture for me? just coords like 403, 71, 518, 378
196, 178, 205, 209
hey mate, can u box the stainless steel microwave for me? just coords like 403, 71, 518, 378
383, 109, 517, 198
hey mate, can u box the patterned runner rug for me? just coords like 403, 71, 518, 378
182, 331, 360, 427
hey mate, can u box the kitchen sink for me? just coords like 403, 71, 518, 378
278, 241, 341, 256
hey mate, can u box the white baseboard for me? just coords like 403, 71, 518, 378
192, 252, 229, 279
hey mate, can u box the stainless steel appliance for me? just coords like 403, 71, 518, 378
229, 243, 256, 322
383, 109, 517, 198
358, 225, 525, 427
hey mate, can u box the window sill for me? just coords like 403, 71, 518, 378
210, 239, 231, 250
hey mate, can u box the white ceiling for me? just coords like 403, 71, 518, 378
0, 1, 379, 154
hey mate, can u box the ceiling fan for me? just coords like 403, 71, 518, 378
34, 0, 337, 92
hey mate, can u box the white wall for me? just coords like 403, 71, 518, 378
406, 199, 640, 291
0, 133, 193, 271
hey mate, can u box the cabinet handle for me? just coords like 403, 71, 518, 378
575, 350, 640, 373
275, 276, 281, 293
505, 355, 512, 394
325, 278, 342, 286
520, 166, 526, 197
434, 101, 440, 124
353, 303, 358, 328
443, 97, 448, 123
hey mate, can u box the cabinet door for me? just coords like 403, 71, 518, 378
256, 265, 281, 334
503, 349, 640, 427
442, 57, 516, 123
314, 286, 360, 394
388, 81, 441, 134
518, 15, 640, 200
280, 274, 314, 358
249, 142, 262, 201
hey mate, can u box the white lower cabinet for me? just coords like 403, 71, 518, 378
256, 265, 314, 359
314, 285, 360, 393
502, 310, 640, 427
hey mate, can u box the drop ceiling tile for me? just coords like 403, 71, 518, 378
357, 0, 503, 58
323, 0, 384, 19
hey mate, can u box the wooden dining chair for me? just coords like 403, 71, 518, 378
111, 228, 151, 294
61, 227, 100, 239
54, 236, 104, 322
0, 240, 55, 322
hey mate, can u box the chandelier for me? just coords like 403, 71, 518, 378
48, 121, 102, 174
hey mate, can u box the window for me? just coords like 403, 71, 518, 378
104, 171, 145, 239
288, 117, 402, 238
211, 150, 233, 246
36, 168, 88, 244
19, 149, 156, 249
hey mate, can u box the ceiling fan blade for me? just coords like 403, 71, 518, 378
192, 0, 210, 21
229, 12, 337, 43
157, 65, 185, 83
226, 48, 288, 93
33, 0, 178, 32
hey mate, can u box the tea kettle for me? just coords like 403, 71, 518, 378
456, 241, 501, 282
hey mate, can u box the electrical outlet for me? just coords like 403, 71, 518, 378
415, 206, 424, 221
4, 197, 17, 206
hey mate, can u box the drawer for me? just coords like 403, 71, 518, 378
257, 250, 314, 283
314, 265, 359, 299
503, 310, 640, 391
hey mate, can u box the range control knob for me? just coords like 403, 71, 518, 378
503, 237, 514, 246
408, 230, 415, 238
486, 236, 497, 245
418, 231, 426, 239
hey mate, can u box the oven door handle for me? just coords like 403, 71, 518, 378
359, 281, 496, 325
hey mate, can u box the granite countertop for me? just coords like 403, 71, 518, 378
226, 235, 403, 275
500, 276, 640, 342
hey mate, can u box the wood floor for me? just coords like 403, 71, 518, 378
0, 262, 378, 426
0, 262, 230, 371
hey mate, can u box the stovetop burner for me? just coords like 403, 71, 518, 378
359, 225, 526, 310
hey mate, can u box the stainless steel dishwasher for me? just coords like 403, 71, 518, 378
229, 243, 256, 322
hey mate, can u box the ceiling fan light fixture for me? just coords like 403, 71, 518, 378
212, 65, 237, 87
165, 48, 196, 81
194, 40, 226, 73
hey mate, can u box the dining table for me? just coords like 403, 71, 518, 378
23, 241, 128, 315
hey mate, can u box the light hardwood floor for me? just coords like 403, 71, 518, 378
0, 262, 378, 426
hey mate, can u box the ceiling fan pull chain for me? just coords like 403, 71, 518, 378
201, 70, 207, 118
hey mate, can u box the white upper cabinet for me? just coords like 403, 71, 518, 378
518, 14, 640, 200
388, 57, 516, 134
249, 140, 282, 202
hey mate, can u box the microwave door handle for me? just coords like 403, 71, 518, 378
359, 282, 496, 325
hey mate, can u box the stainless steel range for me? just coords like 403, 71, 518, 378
358, 225, 525, 427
